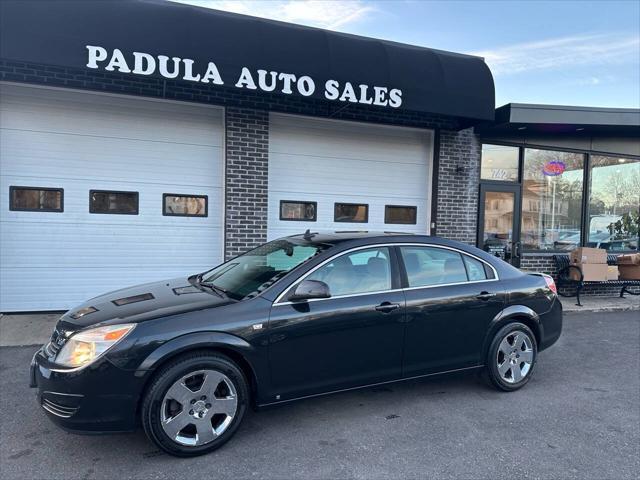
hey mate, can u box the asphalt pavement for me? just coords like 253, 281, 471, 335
1, 311, 638, 480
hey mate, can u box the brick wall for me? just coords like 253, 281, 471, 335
0, 60, 479, 256
436, 129, 481, 245
520, 255, 557, 275
224, 108, 269, 259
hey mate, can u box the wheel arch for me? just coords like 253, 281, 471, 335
482, 305, 543, 359
134, 332, 261, 414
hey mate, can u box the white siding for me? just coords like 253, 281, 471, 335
268, 113, 434, 239
0, 83, 224, 311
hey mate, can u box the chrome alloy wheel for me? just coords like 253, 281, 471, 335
160, 369, 238, 446
496, 330, 534, 384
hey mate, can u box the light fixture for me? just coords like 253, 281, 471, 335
517, 126, 527, 131
576, 127, 585, 131
618, 158, 627, 163
55, 324, 136, 368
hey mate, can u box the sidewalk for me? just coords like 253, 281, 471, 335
1, 296, 638, 347
561, 295, 640, 312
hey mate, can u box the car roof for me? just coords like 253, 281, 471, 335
286, 230, 451, 246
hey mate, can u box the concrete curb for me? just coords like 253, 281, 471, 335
560, 298, 639, 313
563, 305, 640, 313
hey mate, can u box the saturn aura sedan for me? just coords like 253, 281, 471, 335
31, 232, 562, 457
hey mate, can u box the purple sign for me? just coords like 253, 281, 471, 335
543, 161, 566, 176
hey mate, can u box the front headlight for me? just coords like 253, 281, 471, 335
55, 324, 135, 368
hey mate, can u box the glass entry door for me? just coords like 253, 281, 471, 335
478, 184, 522, 267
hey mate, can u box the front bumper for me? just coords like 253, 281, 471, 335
30, 346, 142, 433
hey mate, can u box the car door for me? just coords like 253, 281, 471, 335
267, 246, 406, 402
398, 245, 505, 377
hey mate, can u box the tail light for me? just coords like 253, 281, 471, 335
542, 274, 557, 295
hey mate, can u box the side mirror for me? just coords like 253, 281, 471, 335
288, 280, 331, 302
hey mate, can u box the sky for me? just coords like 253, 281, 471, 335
172, 0, 640, 109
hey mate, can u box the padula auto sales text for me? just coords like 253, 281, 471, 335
86, 46, 403, 108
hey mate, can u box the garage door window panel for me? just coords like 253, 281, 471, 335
385, 205, 417, 224
334, 203, 369, 223
400, 247, 469, 287
163, 194, 208, 217
9, 186, 63, 212
90, 190, 139, 215
306, 247, 392, 297
280, 201, 317, 221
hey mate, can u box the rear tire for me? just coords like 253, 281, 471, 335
141, 351, 249, 457
486, 322, 537, 392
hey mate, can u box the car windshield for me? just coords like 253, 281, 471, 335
199, 239, 329, 300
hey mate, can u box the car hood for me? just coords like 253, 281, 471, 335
57, 277, 234, 330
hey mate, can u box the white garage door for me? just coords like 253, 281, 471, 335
268, 113, 434, 240
0, 83, 224, 312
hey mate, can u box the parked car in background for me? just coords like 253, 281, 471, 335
31, 232, 562, 457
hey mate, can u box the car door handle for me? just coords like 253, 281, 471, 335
476, 292, 497, 301
375, 302, 401, 313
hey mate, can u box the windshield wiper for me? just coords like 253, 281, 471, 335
193, 273, 228, 299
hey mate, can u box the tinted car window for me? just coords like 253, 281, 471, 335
400, 246, 468, 287
463, 255, 488, 281
307, 247, 391, 297
202, 239, 328, 300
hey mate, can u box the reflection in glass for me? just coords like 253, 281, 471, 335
10, 187, 62, 211
203, 239, 328, 300
334, 203, 368, 223
482, 191, 514, 261
385, 205, 417, 224
90, 191, 138, 214
280, 201, 316, 221
400, 246, 468, 287
481, 144, 519, 182
588, 155, 639, 251
521, 149, 584, 251
164, 195, 207, 216
307, 247, 391, 296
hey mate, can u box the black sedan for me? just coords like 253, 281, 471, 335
31, 232, 562, 457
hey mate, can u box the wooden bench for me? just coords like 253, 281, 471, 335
552, 254, 640, 306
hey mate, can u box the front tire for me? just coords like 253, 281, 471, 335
141, 351, 249, 457
486, 322, 537, 392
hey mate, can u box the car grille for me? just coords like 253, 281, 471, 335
41, 398, 79, 418
44, 340, 60, 357
44, 328, 65, 358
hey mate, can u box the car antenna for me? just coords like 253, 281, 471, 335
303, 229, 316, 240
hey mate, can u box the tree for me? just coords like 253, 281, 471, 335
608, 210, 639, 241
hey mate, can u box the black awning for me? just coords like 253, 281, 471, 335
477, 103, 640, 135
0, 0, 495, 123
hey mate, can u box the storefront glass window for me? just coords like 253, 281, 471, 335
481, 144, 519, 182
521, 149, 584, 251
588, 155, 639, 251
